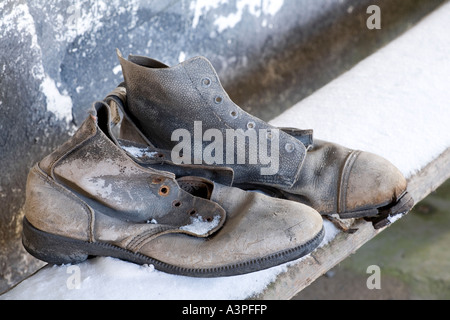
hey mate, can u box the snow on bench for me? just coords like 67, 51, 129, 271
2, 2, 450, 300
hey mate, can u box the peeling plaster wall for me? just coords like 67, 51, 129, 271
0, 0, 445, 293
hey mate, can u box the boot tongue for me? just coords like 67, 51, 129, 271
177, 176, 214, 200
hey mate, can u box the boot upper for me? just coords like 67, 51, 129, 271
32, 102, 226, 240
277, 139, 408, 215
24, 101, 324, 276
117, 50, 307, 189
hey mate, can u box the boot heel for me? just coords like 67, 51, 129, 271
22, 217, 89, 265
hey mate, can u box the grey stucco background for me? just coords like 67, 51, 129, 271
0, 0, 446, 294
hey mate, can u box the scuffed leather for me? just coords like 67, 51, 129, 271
279, 139, 408, 215
32, 102, 226, 239
343, 149, 407, 212
276, 140, 352, 214
25, 165, 94, 242
137, 179, 323, 269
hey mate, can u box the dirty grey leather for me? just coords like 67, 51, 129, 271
275, 139, 407, 215
140, 176, 324, 271
34, 102, 225, 238
117, 50, 306, 188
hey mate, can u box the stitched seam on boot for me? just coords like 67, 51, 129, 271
337, 150, 361, 214
137, 226, 324, 276
126, 226, 174, 252
48, 118, 97, 180
33, 165, 96, 242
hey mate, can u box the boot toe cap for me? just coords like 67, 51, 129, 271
343, 151, 407, 213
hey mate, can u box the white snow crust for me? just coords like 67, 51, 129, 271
180, 215, 222, 235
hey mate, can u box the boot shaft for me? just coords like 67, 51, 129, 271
118, 51, 307, 188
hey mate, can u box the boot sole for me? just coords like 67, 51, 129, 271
362, 191, 415, 229
237, 184, 414, 229
337, 191, 414, 229
22, 217, 325, 277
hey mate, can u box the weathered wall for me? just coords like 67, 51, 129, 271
0, 0, 445, 293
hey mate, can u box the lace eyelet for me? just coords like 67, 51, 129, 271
172, 200, 182, 207
214, 96, 223, 104
201, 78, 212, 87
158, 185, 170, 196
285, 143, 295, 153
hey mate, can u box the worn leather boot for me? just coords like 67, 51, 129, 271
22, 101, 324, 277
112, 51, 413, 229
117, 51, 310, 190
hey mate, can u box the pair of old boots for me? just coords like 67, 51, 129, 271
22, 50, 413, 277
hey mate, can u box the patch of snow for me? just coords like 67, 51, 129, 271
122, 146, 158, 159
190, 0, 226, 29
189, 0, 283, 32
214, 11, 242, 33
0, 4, 39, 50
214, 0, 284, 33
387, 213, 405, 224
40, 75, 73, 124
261, 0, 284, 16
320, 220, 340, 247
0, 3, 74, 127
180, 215, 221, 235
0, 256, 290, 300
85, 178, 112, 199
178, 51, 186, 63
55, 0, 140, 43
112, 65, 122, 75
